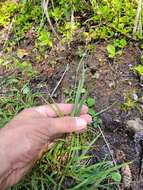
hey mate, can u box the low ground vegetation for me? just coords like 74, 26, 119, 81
0, 0, 143, 189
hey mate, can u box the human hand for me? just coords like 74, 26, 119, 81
0, 104, 91, 189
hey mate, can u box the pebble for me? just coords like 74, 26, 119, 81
127, 118, 143, 133
132, 93, 138, 101
126, 118, 143, 156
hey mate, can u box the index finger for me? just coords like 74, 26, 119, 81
34, 103, 88, 117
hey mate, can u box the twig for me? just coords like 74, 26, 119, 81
50, 0, 55, 9
50, 64, 69, 98
42, 0, 61, 40
98, 125, 117, 165
39, 63, 68, 101
2, 17, 15, 50
71, 9, 74, 24
95, 101, 118, 116
133, 0, 142, 37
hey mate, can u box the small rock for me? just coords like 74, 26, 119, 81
128, 81, 132, 85
132, 93, 138, 101
126, 118, 143, 133
95, 72, 100, 79
108, 82, 115, 88
128, 64, 133, 68
126, 118, 143, 156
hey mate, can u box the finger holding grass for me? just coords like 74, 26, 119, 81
34, 103, 89, 117
0, 103, 91, 189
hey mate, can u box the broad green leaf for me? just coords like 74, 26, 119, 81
111, 172, 122, 183
114, 38, 127, 49
106, 44, 116, 58
88, 108, 96, 116
134, 65, 143, 76
87, 98, 95, 107
38, 29, 52, 47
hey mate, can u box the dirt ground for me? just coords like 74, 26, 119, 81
1, 37, 143, 189
34, 40, 143, 189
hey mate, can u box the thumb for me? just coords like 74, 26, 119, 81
46, 116, 87, 138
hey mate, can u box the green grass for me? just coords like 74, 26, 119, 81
0, 75, 39, 128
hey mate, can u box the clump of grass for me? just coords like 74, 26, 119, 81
0, 75, 40, 128
10, 53, 122, 190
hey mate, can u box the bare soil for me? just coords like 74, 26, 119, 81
36, 40, 143, 189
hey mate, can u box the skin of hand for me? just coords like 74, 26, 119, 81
0, 104, 92, 189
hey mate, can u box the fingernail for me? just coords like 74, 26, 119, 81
75, 117, 87, 130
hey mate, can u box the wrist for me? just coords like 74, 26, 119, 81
0, 128, 12, 188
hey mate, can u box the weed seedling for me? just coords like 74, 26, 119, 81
133, 64, 143, 76
106, 44, 116, 58
107, 38, 127, 58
